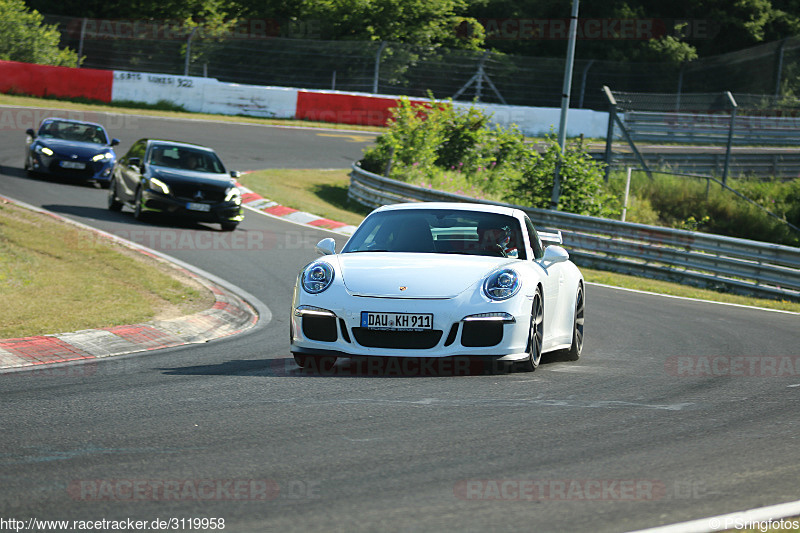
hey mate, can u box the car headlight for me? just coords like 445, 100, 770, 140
225, 186, 241, 204
37, 146, 54, 156
149, 177, 170, 195
92, 152, 113, 162
301, 262, 335, 294
483, 268, 520, 300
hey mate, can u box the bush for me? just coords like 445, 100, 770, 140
0, 0, 79, 66
360, 98, 615, 217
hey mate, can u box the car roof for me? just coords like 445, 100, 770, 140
40, 117, 106, 129
373, 202, 524, 218
144, 139, 217, 152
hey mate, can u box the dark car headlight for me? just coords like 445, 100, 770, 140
148, 177, 171, 195
301, 262, 335, 294
483, 268, 520, 300
225, 186, 242, 205
92, 152, 114, 162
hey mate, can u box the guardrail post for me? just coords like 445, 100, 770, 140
722, 91, 738, 185
603, 86, 616, 182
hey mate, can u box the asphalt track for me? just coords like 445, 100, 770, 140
1, 107, 799, 533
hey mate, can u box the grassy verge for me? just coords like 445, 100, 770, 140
0, 201, 213, 338
240, 168, 800, 314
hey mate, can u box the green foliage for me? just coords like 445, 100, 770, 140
508, 134, 619, 218
361, 99, 617, 216
0, 0, 79, 66
608, 171, 800, 246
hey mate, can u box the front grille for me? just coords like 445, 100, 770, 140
170, 183, 226, 203
461, 321, 503, 347
352, 328, 443, 349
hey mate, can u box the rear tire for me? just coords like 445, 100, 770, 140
553, 283, 584, 362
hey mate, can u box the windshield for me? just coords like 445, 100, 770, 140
38, 120, 108, 145
148, 145, 226, 173
342, 209, 526, 259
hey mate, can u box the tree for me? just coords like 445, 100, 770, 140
0, 0, 79, 66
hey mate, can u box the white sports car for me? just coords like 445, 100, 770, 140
290, 202, 584, 372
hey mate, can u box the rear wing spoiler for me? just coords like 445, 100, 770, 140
538, 229, 563, 246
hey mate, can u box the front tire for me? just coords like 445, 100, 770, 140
220, 222, 238, 232
107, 179, 123, 212
133, 187, 149, 221
518, 287, 543, 372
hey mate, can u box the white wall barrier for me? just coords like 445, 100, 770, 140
110, 69, 609, 138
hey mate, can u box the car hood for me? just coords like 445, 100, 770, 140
38, 139, 110, 157
336, 253, 514, 298
149, 167, 233, 190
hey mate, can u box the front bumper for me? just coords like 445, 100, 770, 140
29, 152, 114, 183
139, 189, 244, 224
290, 287, 534, 361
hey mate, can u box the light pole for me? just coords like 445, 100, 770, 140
551, 0, 580, 209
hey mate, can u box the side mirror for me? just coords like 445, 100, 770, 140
128, 157, 141, 171
110, 138, 120, 147
230, 170, 241, 179
316, 238, 336, 256
542, 245, 569, 264
26, 128, 36, 138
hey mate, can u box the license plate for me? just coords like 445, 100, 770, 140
361, 312, 433, 331
186, 202, 211, 212
60, 161, 85, 169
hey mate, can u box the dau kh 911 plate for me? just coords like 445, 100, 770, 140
361, 311, 433, 331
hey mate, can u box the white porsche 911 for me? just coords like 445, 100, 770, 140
290, 202, 584, 372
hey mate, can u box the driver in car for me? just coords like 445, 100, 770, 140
477, 220, 519, 258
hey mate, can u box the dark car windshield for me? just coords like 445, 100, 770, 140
38, 120, 108, 145
342, 209, 527, 259
148, 145, 226, 173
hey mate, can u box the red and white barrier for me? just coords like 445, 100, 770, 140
0, 60, 610, 138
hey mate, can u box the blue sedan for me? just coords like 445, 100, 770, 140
25, 118, 120, 188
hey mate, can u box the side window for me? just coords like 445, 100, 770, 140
525, 216, 544, 260
127, 140, 146, 163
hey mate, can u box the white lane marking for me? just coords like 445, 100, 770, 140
587, 282, 800, 315
627, 498, 800, 533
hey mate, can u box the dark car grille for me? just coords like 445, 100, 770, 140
351, 328, 443, 349
170, 183, 226, 203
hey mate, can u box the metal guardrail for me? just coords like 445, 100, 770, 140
623, 111, 800, 146
349, 163, 800, 301
592, 151, 800, 179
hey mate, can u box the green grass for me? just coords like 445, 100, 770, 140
239, 169, 800, 314
239, 169, 372, 226
0, 201, 213, 338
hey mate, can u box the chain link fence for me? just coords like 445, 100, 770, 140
39, 14, 800, 112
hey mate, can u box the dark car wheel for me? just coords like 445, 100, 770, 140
220, 222, 238, 232
518, 287, 543, 372
133, 188, 149, 221
293, 354, 337, 373
107, 179, 123, 212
